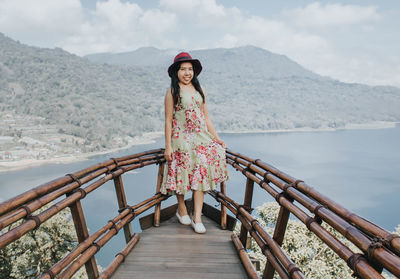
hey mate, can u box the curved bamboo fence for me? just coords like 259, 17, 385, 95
0, 148, 399, 279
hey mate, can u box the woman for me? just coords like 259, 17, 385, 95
160, 52, 229, 234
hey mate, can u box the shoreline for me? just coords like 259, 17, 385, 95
0, 131, 163, 173
0, 121, 398, 173
220, 121, 399, 134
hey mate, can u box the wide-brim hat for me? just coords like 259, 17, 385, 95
168, 52, 202, 77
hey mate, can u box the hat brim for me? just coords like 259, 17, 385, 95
168, 59, 202, 77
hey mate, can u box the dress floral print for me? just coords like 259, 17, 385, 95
160, 89, 229, 195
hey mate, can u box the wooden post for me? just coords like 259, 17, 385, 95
263, 205, 291, 279
191, 191, 195, 217
220, 181, 227, 230
153, 163, 165, 227
239, 176, 254, 247
113, 175, 133, 243
69, 200, 99, 279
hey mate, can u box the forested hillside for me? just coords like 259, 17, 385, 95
87, 46, 400, 131
0, 33, 166, 156
1, 32, 400, 160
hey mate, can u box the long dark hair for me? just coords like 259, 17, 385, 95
170, 62, 205, 107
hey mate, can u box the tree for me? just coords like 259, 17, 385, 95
0, 205, 88, 279
243, 202, 399, 279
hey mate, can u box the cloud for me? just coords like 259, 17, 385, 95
160, 0, 226, 17
0, 0, 398, 87
0, 0, 177, 54
160, 0, 332, 62
284, 2, 380, 27
320, 54, 400, 87
0, 0, 83, 45
61, 0, 177, 55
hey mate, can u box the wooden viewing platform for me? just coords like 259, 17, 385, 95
112, 214, 247, 279
1, 148, 400, 279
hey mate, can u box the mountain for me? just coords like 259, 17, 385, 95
86, 47, 174, 67
85, 45, 400, 131
86, 45, 319, 79
1, 32, 400, 160
0, 33, 166, 156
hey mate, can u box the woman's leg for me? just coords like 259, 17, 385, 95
192, 190, 204, 223
176, 194, 188, 216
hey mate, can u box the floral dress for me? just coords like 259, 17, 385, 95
160, 88, 229, 195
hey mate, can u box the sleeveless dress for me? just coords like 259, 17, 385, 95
160, 88, 229, 195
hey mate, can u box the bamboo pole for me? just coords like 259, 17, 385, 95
209, 190, 302, 278
224, 160, 387, 279
0, 160, 117, 217
264, 205, 292, 279
0, 153, 162, 220
2, 148, 399, 279
239, 175, 255, 246
39, 220, 119, 279
0, 167, 110, 231
98, 234, 141, 279
220, 181, 227, 230
57, 214, 134, 279
69, 200, 99, 279
227, 150, 400, 255
237, 214, 290, 279
154, 162, 165, 227
0, 170, 117, 249
40, 201, 143, 279
227, 155, 400, 277
40, 194, 168, 279
0, 160, 160, 249
231, 233, 260, 279
57, 195, 167, 279
113, 175, 133, 243
117, 154, 164, 167
213, 191, 305, 279
114, 148, 164, 163
132, 193, 163, 210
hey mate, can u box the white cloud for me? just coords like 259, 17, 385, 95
0, 0, 82, 44
61, 0, 177, 54
160, 0, 226, 17
159, 0, 332, 65
0, 0, 177, 54
0, 0, 398, 87
159, 0, 200, 13
319, 54, 400, 87
284, 2, 380, 27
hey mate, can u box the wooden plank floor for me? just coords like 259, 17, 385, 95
111, 215, 248, 279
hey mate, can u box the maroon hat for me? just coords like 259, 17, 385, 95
168, 52, 202, 77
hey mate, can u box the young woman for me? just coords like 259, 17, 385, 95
160, 52, 229, 233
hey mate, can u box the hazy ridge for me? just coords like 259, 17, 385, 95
1, 32, 400, 162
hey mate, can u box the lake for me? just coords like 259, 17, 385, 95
1, 125, 400, 267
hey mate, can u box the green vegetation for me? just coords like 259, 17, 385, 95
1, 33, 400, 157
0, 206, 88, 279
245, 202, 400, 278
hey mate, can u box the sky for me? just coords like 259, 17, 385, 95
0, 0, 399, 87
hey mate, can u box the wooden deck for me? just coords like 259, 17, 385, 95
111, 215, 248, 278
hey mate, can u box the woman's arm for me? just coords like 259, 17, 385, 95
164, 88, 174, 160
201, 89, 226, 148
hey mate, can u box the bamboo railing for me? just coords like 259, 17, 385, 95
0, 148, 399, 279
218, 149, 400, 279
0, 149, 168, 278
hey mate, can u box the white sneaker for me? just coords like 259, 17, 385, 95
191, 219, 206, 234
176, 211, 191, 225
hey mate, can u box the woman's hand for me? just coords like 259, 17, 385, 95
164, 147, 173, 161
214, 138, 226, 149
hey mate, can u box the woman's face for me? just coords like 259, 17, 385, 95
177, 62, 194, 85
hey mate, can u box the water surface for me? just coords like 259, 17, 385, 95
1, 126, 399, 266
